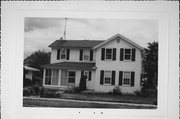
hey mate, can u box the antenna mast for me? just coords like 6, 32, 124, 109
63, 18, 67, 40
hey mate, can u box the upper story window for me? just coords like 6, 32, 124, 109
79, 49, 93, 61
61, 49, 66, 59
101, 48, 116, 61
120, 48, 136, 61
124, 49, 131, 61
106, 49, 112, 60
57, 49, 70, 60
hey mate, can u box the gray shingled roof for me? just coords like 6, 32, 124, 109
49, 40, 104, 48
42, 62, 96, 70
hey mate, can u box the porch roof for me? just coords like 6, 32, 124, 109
42, 62, 96, 70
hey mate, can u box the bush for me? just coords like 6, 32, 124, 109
64, 86, 81, 93
79, 75, 86, 91
107, 86, 122, 95
23, 78, 32, 87
23, 88, 31, 96
40, 87, 45, 97
134, 88, 157, 97
112, 86, 122, 95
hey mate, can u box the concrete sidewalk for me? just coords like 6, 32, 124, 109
23, 97, 157, 108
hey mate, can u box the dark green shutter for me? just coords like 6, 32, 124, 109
120, 48, 124, 61
131, 71, 135, 86
112, 48, 116, 61
100, 70, 104, 85
90, 50, 93, 61
119, 71, 123, 86
88, 71, 92, 81
111, 71, 115, 85
132, 49, 136, 61
79, 49, 83, 61
101, 48, 105, 60
57, 49, 60, 60
66, 49, 70, 60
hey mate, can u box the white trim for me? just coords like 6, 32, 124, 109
122, 71, 131, 86
104, 70, 112, 85
93, 34, 144, 50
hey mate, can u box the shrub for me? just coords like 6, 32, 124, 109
23, 78, 32, 88
23, 88, 31, 96
112, 86, 122, 95
40, 87, 45, 97
79, 75, 86, 91
74, 87, 81, 93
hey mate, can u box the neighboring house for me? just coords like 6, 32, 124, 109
42, 34, 144, 94
24, 66, 40, 80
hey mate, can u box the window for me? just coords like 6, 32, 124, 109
83, 50, 90, 61
123, 71, 131, 86
84, 71, 89, 80
61, 49, 66, 59
104, 71, 112, 85
106, 49, 112, 60
124, 49, 131, 61
68, 71, 76, 83
45, 69, 59, 86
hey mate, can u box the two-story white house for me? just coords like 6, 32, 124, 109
42, 34, 144, 94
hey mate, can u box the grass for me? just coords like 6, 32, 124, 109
59, 93, 157, 105
23, 98, 156, 109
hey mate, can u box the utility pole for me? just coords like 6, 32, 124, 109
63, 18, 67, 40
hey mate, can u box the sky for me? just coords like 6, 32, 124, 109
24, 18, 158, 58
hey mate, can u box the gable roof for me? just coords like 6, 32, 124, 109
42, 62, 96, 70
49, 40, 104, 49
93, 34, 144, 50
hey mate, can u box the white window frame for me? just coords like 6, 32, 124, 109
83, 50, 90, 61
104, 71, 112, 85
68, 70, 76, 83
105, 48, 113, 60
123, 71, 131, 86
124, 49, 132, 61
45, 69, 59, 86
60, 48, 66, 60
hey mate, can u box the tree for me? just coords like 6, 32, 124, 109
24, 50, 50, 85
142, 42, 158, 88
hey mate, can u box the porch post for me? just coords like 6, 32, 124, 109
58, 69, 61, 86
43, 68, 46, 86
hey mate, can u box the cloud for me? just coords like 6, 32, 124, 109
24, 18, 65, 32
24, 18, 158, 58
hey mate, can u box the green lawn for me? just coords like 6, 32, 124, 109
23, 98, 156, 109
59, 93, 157, 105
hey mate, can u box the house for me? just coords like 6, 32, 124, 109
42, 34, 144, 94
24, 66, 40, 80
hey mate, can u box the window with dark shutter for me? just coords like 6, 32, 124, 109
132, 49, 136, 61
88, 71, 92, 81
100, 70, 104, 84
57, 49, 60, 60
66, 49, 70, 60
119, 71, 123, 86
101, 48, 105, 60
90, 50, 93, 61
120, 48, 124, 61
112, 48, 116, 61
79, 49, 83, 61
111, 71, 115, 85
131, 72, 135, 86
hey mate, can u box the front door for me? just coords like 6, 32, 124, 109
68, 71, 76, 87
